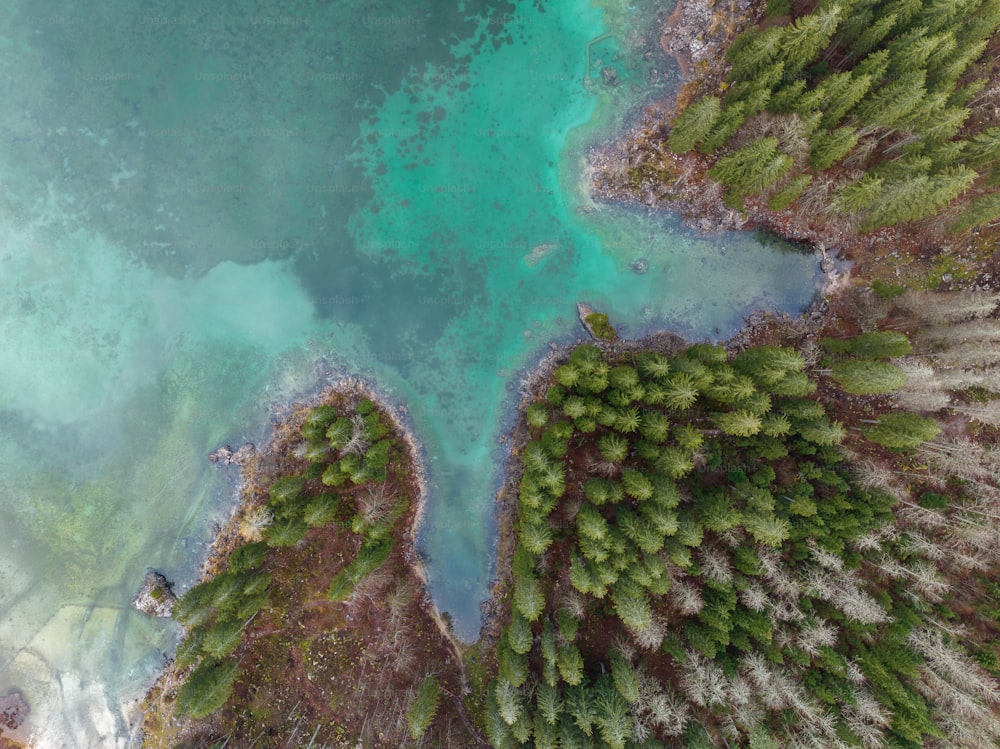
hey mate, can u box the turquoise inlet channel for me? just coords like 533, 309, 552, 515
0, 0, 822, 743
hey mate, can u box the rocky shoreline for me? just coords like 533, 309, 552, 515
138, 374, 475, 744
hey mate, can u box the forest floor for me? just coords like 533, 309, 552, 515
590, 0, 1000, 292
140, 385, 486, 749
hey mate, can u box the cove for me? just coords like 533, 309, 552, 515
0, 0, 821, 743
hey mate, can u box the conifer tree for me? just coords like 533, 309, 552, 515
174, 658, 240, 719
669, 96, 722, 154
593, 677, 633, 749
809, 126, 860, 170
952, 193, 1000, 232
406, 676, 441, 740
830, 359, 907, 394
768, 173, 812, 210
863, 412, 941, 450
708, 138, 793, 206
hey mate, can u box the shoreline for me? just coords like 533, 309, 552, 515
138, 373, 471, 745
590, 0, 1000, 292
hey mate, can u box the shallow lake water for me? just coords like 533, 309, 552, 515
0, 0, 822, 743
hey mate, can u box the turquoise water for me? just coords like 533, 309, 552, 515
0, 0, 821, 743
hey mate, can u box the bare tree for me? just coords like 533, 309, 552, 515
897, 290, 1000, 325
358, 482, 398, 526
238, 506, 273, 542
840, 286, 890, 332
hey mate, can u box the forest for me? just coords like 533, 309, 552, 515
143, 290, 1000, 748
483, 290, 1000, 748
661, 0, 1000, 233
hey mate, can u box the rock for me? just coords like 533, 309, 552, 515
629, 257, 650, 274
230, 443, 256, 466
209, 443, 256, 466
601, 67, 619, 87
577, 302, 597, 338
0, 690, 28, 730
208, 445, 233, 464
131, 570, 177, 618
820, 257, 835, 273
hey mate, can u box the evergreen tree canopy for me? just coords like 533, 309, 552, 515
661, 0, 1000, 229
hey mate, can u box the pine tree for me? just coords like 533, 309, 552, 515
797, 418, 846, 446
175, 658, 240, 719
507, 611, 535, 655
610, 649, 640, 704
406, 676, 441, 740
830, 359, 906, 394
768, 173, 812, 210
599, 433, 629, 463
727, 26, 786, 76
656, 446, 696, 480
699, 102, 749, 153
865, 167, 976, 228
963, 126, 1000, 167
952, 193, 1000, 233
849, 12, 899, 55
558, 644, 586, 686
836, 174, 883, 213
594, 677, 633, 749
819, 72, 875, 128
200, 616, 246, 659
494, 678, 523, 726
779, 5, 843, 76
613, 582, 654, 634
809, 126, 860, 169
709, 137, 793, 206
713, 410, 763, 437
856, 70, 928, 131
863, 412, 941, 450
743, 510, 791, 547
823, 331, 912, 359
622, 468, 654, 500
566, 683, 597, 735
536, 682, 564, 725
521, 519, 554, 554
669, 96, 723, 154
513, 573, 546, 622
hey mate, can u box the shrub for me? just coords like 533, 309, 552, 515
585, 312, 618, 341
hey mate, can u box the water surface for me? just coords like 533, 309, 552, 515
0, 0, 821, 743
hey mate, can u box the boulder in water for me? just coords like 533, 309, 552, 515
131, 570, 177, 618
209, 443, 256, 466
629, 257, 649, 274
0, 689, 28, 730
